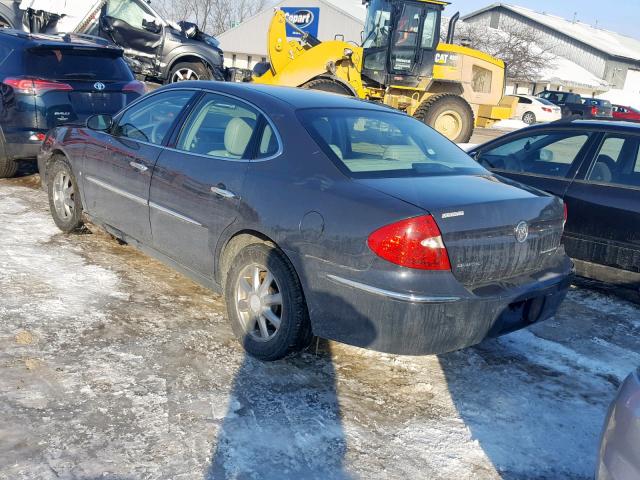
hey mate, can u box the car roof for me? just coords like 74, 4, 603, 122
0, 29, 121, 51
160, 80, 397, 113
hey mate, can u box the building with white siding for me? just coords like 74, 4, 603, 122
216, 0, 366, 71
462, 4, 640, 106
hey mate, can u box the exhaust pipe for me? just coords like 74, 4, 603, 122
446, 11, 460, 44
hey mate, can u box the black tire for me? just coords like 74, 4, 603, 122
47, 156, 84, 233
167, 61, 212, 84
0, 136, 18, 179
413, 93, 475, 143
224, 243, 312, 361
302, 77, 354, 96
522, 111, 537, 125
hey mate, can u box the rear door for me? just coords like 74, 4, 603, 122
563, 132, 640, 275
82, 89, 195, 243
149, 92, 277, 277
474, 129, 595, 197
99, 0, 163, 68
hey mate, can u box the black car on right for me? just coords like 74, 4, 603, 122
469, 120, 639, 290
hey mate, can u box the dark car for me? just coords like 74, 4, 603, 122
38, 82, 572, 361
469, 120, 640, 290
1, 0, 226, 84
0, 28, 145, 178
538, 90, 614, 120
613, 105, 640, 123
597, 368, 640, 480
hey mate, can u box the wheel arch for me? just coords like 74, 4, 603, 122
304, 75, 357, 96
165, 54, 214, 80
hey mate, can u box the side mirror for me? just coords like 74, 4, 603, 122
142, 18, 162, 34
87, 114, 113, 132
539, 148, 554, 162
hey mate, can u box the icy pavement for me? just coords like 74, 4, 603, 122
1, 178, 639, 480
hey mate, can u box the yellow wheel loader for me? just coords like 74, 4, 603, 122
253, 0, 515, 143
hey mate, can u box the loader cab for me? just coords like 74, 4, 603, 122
361, 0, 445, 88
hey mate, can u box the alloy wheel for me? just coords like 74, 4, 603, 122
235, 264, 284, 342
52, 170, 75, 221
172, 68, 199, 82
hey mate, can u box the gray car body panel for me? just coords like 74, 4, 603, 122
597, 369, 640, 480
38, 82, 573, 355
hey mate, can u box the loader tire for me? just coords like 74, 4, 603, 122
302, 77, 354, 96
413, 94, 475, 143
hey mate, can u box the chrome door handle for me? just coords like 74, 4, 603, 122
129, 161, 148, 173
211, 185, 237, 199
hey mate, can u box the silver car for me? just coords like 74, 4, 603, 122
597, 368, 640, 480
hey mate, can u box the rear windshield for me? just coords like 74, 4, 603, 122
582, 98, 611, 107
298, 108, 486, 178
537, 98, 556, 106
25, 48, 133, 81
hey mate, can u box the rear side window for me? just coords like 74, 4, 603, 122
176, 93, 259, 159
479, 132, 590, 177
299, 108, 486, 178
587, 134, 640, 188
25, 49, 134, 81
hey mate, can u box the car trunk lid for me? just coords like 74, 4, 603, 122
357, 174, 565, 286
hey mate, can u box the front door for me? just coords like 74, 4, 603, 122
563, 132, 640, 274
82, 89, 195, 243
100, 0, 164, 71
149, 92, 278, 278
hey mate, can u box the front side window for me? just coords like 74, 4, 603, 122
106, 0, 156, 29
176, 93, 258, 159
587, 134, 640, 187
299, 108, 486, 178
390, 4, 422, 72
478, 132, 590, 177
114, 90, 194, 145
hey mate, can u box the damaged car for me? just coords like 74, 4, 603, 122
0, 0, 226, 84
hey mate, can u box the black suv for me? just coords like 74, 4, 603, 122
0, 0, 226, 85
538, 90, 613, 120
0, 29, 145, 178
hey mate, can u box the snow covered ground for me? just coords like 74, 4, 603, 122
1, 177, 639, 480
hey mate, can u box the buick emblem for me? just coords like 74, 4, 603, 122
515, 221, 529, 243
93, 82, 106, 91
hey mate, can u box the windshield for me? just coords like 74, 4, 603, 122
298, 108, 486, 179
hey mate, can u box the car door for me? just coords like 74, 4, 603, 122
82, 89, 195, 243
473, 129, 595, 198
148, 92, 279, 278
100, 0, 163, 64
563, 132, 640, 275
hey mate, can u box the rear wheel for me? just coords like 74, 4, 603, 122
302, 77, 354, 96
522, 111, 537, 125
413, 94, 475, 143
225, 243, 312, 361
0, 141, 18, 179
168, 61, 211, 84
47, 156, 83, 233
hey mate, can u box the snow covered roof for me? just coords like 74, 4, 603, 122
463, 3, 640, 62
539, 55, 609, 90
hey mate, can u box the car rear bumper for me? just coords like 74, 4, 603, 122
2, 128, 46, 161
297, 252, 573, 355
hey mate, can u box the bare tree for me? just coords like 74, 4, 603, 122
155, 0, 267, 36
441, 18, 557, 82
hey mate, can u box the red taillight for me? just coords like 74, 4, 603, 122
591, 106, 598, 116
3, 77, 73, 94
123, 80, 146, 96
542, 107, 552, 113
563, 202, 568, 229
367, 215, 451, 271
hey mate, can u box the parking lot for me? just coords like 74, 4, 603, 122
1, 167, 639, 479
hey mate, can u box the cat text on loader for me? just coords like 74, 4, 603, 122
252, 0, 515, 143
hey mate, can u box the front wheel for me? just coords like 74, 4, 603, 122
167, 61, 211, 84
522, 111, 537, 125
47, 157, 83, 233
413, 94, 475, 143
224, 243, 312, 361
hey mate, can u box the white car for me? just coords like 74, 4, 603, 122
509, 95, 562, 124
